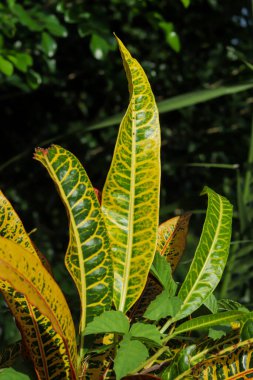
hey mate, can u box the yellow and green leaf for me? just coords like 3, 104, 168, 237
192, 342, 253, 379
102, 36, 161, 313
175, 186, 233, 321
34, 145, 113, 350
0, 237, 77, 379
157, 213, 191, 272
0, 191, 74, 378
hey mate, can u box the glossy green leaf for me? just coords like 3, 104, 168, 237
203, 293, 218, 314
180, 0, 191, 7
159, 22, 181, 52
0, 368, 30, 380
41, 32, 57, 57
44, 15, 68, 37
173, 311, 247, 336
0, 56, 13, 76
129, 323, 162, 346
85, 311, 129, 335
240, 319, 253, 340
102, 37, 160, 313
7, 53, 33, 73
150, 253, 177, 294
144, 292, 182, 321
175, 186, 233, 320
218, 298, 248, 312
114, 337, 149, 380
90, 34, 111, 60
34, 145, 113, 344
26, 70, 42, 89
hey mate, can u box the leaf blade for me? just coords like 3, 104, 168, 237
0, 237, 77, 379
176, 186, 233, 320
102, 37, 161, 313
34, 145, 113, 336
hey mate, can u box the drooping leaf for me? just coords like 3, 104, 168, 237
173, 311, 248, 337
129, 323, 162, 346
156, 213, 191, 272
144, 292, 182, 321
218, 298, 249, 312
102, 36, 160, 313
114, 336, 149, 380
0, 190, 52, 273
85, 311, 129, 335
0, 237, 77, 379
34, 145, 113, 340
175, 186, 233, 320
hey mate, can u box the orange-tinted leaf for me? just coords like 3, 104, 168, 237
157, 213, 191, 271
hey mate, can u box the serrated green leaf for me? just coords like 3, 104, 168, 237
176, 186, 233, 320
203, 293, 218, 314
208, 326, 228, 340
85, 311, 129, 335
144, 291, 182, 320
102, 36, 160, 314
0, 56, 13, 76
218, 298, 249, 312
150, 253, 177, 295
34, 145, 113, 349
173, 311, 248, 336
114, 337, 149, 380
129, 323, 162, 346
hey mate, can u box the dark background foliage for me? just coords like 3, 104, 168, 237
0, 0, 253, 344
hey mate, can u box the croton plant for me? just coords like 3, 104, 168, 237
0, 37, 253, 380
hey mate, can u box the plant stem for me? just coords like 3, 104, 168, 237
128, 345, 170, 375
160, 317, 174, 334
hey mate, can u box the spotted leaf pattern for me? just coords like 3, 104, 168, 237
102, 37, 161, 313
193, 344, 253, 379
157, 213, 191, 272
0, 237, 77, 379
34, 145, 113, 339
176, 186, 233, 320
0, 191, 75, 378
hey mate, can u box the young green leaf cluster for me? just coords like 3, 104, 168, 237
0, 37, 253, 380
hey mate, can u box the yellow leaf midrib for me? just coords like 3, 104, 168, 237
178, 194, 223, 314
118, 98, 136, 313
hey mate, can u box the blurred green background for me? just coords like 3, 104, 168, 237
1, 0, 253, 346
